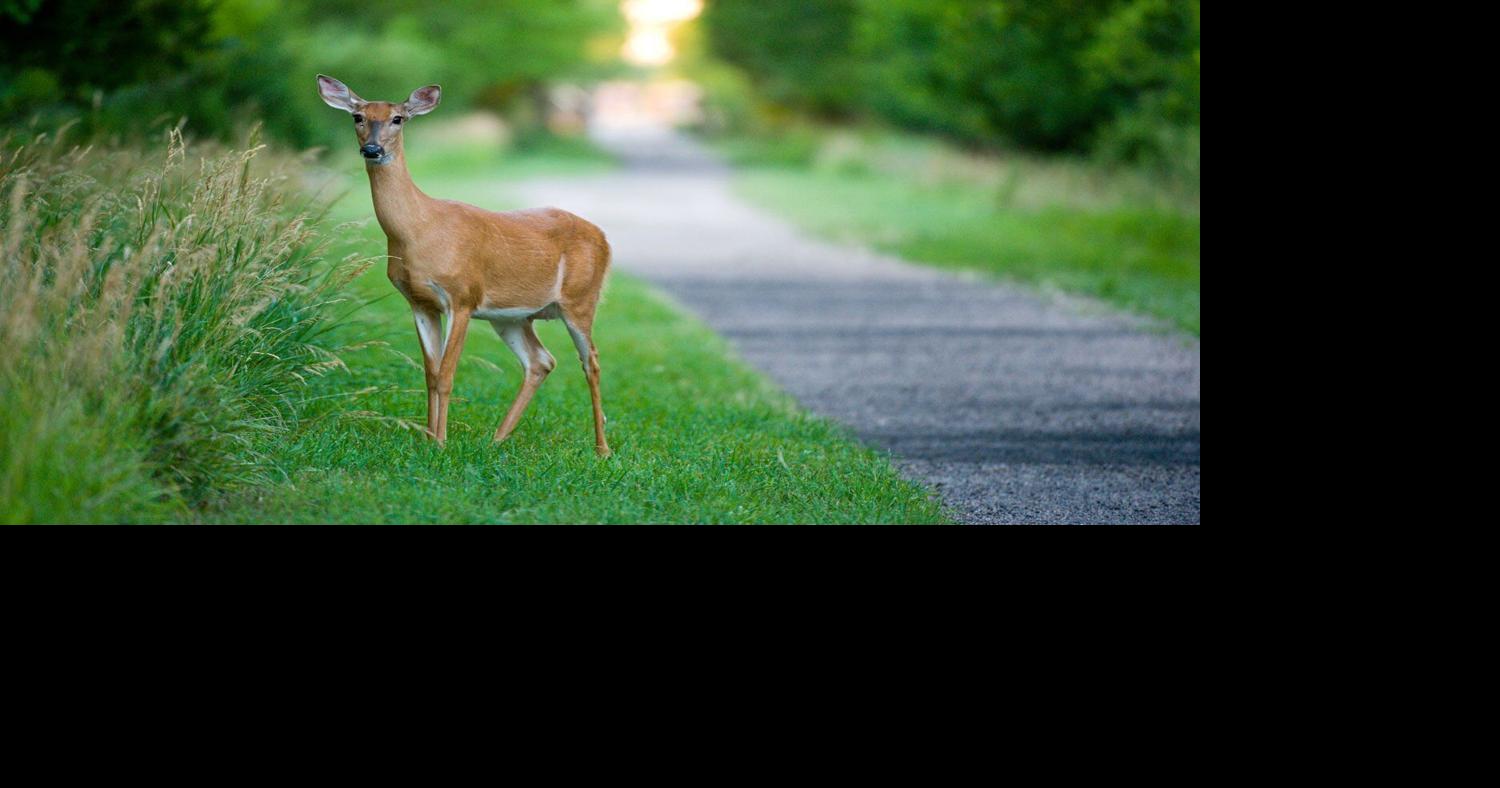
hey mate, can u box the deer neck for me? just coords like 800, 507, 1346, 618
365, 148, 430, 242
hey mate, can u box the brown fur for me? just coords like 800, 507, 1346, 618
319, 76, 612, 455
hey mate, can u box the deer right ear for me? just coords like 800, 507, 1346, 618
317, 74, 364, 113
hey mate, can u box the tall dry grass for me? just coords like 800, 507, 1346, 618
0, 127, 364, 523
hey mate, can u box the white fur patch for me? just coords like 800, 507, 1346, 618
425, 279, 453, 349
413, 309, 444, 362
493, 321, 532, 373
475, 305, 546, 321
561, 316, 592, 365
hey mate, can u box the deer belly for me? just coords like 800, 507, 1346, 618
474, 261, 566, 321
476, 305, 545, 320
476, 303, 562, 321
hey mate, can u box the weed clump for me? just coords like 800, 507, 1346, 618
0, 128, 362, 522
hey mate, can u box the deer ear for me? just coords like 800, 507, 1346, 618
405, 85, 442, 116
317, 74, 363, 113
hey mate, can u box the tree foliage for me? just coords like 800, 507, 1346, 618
1, 0, 623, 146
700, 0, 1200, 157
702, 0, 861, 116
1, 0, 216, 95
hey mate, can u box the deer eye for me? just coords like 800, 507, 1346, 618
393, 116, 404, 125
352, 114, 364, 123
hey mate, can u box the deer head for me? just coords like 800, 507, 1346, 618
317, 75, 441, 166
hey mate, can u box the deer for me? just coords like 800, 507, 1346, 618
317, 75, 612, 456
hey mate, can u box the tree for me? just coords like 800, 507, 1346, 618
2, 0, 624, 146
699, 0, 1200, 156
854, 0, 1120, 151
701, 0, 861, 117
1, 0, 216, 98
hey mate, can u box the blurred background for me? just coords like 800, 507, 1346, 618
1, 0, 1199, 178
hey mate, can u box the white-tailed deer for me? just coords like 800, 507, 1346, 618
317, 75, 611, 456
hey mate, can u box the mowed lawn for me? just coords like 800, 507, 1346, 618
199, 142, 943, 524
722, 132, 1200, 335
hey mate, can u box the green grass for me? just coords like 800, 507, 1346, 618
2, 126, 943, 524
2, 129, 352, 523
195, 137, 943, 524
719, 128, 1200, 335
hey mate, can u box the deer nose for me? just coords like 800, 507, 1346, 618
360, 143, 384, 158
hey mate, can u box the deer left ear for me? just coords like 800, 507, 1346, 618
405, 85, 442, 116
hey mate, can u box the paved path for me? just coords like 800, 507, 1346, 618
517, 126, 1200, 524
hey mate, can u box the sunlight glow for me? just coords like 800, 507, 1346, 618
622, 0, 702, 25
621, 0, 702, 67
624, 28, 675, 67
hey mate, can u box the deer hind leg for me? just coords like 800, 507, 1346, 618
560, 303, 610, 457
493, 319, 556, 444
412, 306, 445, 441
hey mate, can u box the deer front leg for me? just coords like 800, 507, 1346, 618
433, 308, 473, 444
412, 306, 445, 441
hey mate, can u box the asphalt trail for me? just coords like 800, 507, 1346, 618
516, 126, 1200, 524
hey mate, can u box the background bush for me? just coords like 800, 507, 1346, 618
699, 0, 1199, 170
1, 0, 624, 148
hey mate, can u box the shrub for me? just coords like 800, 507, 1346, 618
700, 0, 1201, 161
702, 0, 862, 117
